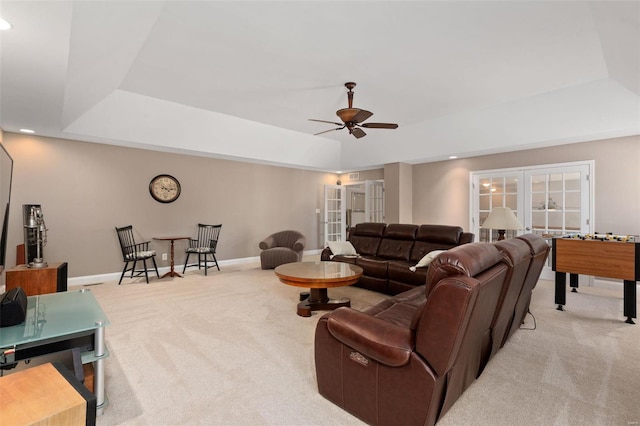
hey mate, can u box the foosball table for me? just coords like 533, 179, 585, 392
552, 234, 639, 324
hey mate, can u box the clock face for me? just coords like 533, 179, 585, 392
149, 174, 181, 203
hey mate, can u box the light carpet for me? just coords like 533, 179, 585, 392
87, 261, 639, 426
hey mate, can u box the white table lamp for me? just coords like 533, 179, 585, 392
482, 207, 523, 240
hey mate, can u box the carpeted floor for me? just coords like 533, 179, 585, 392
88, 261, 640, 425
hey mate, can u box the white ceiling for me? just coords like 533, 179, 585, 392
1, 1, 638, 172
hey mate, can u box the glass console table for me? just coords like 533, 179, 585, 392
0, 289, 110, 414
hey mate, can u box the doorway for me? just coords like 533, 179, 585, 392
324, 180, 384, 244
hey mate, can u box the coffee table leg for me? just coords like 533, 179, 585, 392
296, 288, 350, 317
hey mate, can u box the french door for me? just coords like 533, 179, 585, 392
471, 161, 593, 279
324, 185, 346, 243
324, 180, 384, 244
365, 180, 385, 223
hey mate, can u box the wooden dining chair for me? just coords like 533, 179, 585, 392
183, 224, 222, 275
115, 225, 159, 284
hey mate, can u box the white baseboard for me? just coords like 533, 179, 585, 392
68, 249, 323, 287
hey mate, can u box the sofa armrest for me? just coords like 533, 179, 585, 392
325, 307, 415, 367
460, 232, 475, 244
292, 236, 306, 252
320, 247, 333, 261
259, 235, 276, 250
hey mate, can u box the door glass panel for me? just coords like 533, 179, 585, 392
532, 193, 546, 210
532, 211, 546, 229
549, 173, 563, 191
548, 211, 563, 230
365, 180, 384, 223
531, 175, 546, 192
479, 179, 491, 194
505, 176, 518, 192
565, 212, 581, 230
505, 194, 517, 210
324, 185, 344, 243
479, 195, 490, 210
565, 192, 581, 210
565, 172, 581, 190
475, 174, 522, 242
493, 180, 504, 194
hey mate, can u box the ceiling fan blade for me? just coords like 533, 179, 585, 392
351, 128, 366, 139
314, 127, 344, 136
352, 110, 373, 124
360, 122, 399, 129
309, 118, 343, 126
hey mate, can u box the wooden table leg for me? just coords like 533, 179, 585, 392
160, 239, 183, 278
296, 288, 350, 317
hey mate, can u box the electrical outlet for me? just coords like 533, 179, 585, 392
162, 253, 168, 261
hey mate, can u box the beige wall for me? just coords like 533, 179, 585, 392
3, 133, 336, 278
383, 162, 413, 224
3, 132, 639, 279
413, 135, 640, 236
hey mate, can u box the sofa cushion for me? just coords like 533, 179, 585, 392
416, 225, 463, 244
376, 224, 418, 261
355, 256, 388, 279
364, 285, 427, 330
426, 243, 504, 293
388, 261, 428, 287
413, 249, 447, 269
382, 224, 418, 239
352, 222, 387, 237
349, 223, 386, 256
377, 239, 414, 261
329, 255, 358, 265
410, 225, 463, 262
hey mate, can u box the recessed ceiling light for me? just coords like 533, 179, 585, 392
448, 155, 458, 159
19, 128, 35, 134
0, 18, 12, 31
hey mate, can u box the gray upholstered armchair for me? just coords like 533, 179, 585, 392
259, 230, 306, 269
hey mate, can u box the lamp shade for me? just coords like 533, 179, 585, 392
481, 207, 523, 230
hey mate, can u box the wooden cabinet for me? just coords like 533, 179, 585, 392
0, 362, 96, 425
6, 262, 68, 296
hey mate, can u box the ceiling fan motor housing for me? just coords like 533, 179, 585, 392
309, 81, 397, 139
336, 108, 361, 123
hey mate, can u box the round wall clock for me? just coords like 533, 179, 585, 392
149, 174, 181, 203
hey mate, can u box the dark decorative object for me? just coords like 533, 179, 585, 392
0, 287, 27, 327
0, 142, 13, 273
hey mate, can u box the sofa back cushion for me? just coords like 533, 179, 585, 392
376, 224, 418, 261
425, 242, 503, 294
410, 225, 464, 262
505, 234, 550, 340
348, 222, 386, 256
489, 238, 533, 358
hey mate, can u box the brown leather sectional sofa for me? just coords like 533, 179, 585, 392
321, 223, 474, 295
315, 234, 549, 426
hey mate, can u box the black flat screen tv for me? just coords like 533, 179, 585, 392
0, 142, 13, 273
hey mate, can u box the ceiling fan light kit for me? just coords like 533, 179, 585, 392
310, 82, 398, 139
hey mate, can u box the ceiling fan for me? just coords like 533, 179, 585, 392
309, 82, 398, 139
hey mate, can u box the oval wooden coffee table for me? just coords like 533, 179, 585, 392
274, 261, 363, 317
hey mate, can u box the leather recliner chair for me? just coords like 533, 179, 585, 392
315, 242, 509, 426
